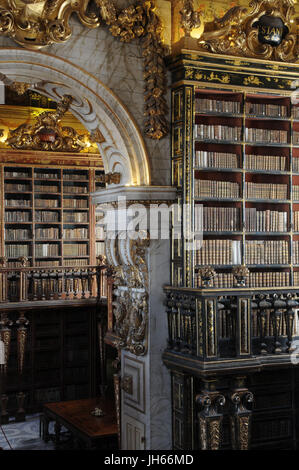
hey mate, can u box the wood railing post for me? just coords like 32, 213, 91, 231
0, 257, 8, 303
18, 257, 29, 302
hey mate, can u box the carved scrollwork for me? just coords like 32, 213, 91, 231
0, 1, 168, 141
4, 94, 96, 153
198, 0, 298, 62
107, 231, 149, 356
0, 0, 99, 49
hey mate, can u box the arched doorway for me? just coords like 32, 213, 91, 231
0, 48, 151, 186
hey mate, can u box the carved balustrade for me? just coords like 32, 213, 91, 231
164, 286, 299, 450
164, 287, 299, 365
0, 264, 107, 304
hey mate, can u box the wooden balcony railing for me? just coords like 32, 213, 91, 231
0, 259, 107, 304
163, 286, 299, 373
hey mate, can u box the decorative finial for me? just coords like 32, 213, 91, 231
199, 266, 216, 288
180, 0, 202, 37
233, 265, 249, 287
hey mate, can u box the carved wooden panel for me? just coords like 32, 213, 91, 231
123, 355, 145, 414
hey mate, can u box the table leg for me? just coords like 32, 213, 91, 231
54, 421, 62, 449
41, 415, 51, 443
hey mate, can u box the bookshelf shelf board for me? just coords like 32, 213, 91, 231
203, 231, 243, 235
246, 198, 291, 203
63, 239, 89, 242
5, 239, 33, 242
62, 209, 89, 212
194, 139, 242, 145
34, 192, 61, 196
194, 167, 242, 173
195, 264, 239, 269
245, 169, 291, 176
245, 141, 290, 148
4, 177, 32, 181
5, 191, 32, 195
5, 222, 32, 225
35, 239, 62, 242
194, 197, 243, 202
247, 264, 290, 268
245, 232, 290, 236
246, 115, 290, 121
34, 178, 61, 182
195, 112, 243, 118
64, 256, 89, 259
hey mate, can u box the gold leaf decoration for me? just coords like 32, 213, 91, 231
198, 0, 298, 62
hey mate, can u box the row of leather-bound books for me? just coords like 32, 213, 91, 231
245, 208, 288, 232
195, 152, 288, 172
194, 98, 299, 118
245, 240, 289, 265
195, 98, 290, 118
202, 207, 240, 232
245, 128, 288, 143
200, 206, 289, 232
5, 228, 90, 240
245, 182, 288, 199
292, 241, 299, 264
195, 240, 241, 265
194, 271, 290, 288
194, 180, 239, 198
195, 124, 242, 141
195, 99, 241, 114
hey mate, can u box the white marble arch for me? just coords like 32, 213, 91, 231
0, 48, 150, 186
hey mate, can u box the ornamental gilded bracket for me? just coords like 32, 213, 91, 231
197, 0, 298, 62
0, 0, 168, 140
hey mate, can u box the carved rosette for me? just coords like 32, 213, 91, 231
107, 232, 149, 356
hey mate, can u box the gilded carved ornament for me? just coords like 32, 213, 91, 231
196, 0, 299, 62
0, 0, 168, 140
106, 232, 149, 356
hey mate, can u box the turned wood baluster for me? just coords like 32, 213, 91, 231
271, 294, 285, 354
73, 269, 78, 299
257, 294, 271, 355
81, 269, 87, 299
65, 269, 71, 299
32, 270, 38, 301
48, 271, 54, 300
58, 270, 63, 300
166, 293, 175, 348
41, 271, 46, 301
0, 313, 13, 424
87, 269, 93, 298
0, 257, 8, 303
285, 293, 298, 353
18, 256, 29, 301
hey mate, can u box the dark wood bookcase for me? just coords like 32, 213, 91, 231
0, 150, 105, 268
172, 84, 299, 289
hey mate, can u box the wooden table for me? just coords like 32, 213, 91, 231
41, 398, 118, 450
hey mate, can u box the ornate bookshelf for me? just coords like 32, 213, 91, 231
165, 9, 299, 446
0, 152, 105, 268
171, 77, 299, 290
